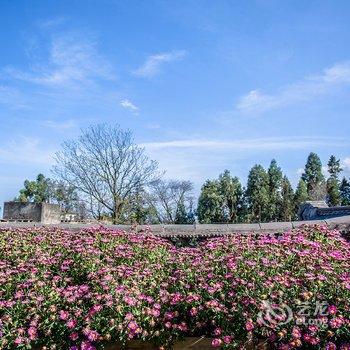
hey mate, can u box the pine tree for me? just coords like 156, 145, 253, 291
218, 170, 243, 223
294, 179, 308, 214
340, 178, 350, 205
280, 176, 294, 221
301, 152, 326, 200
326, 155, 342, 206
197, 180, 225, 223
327, 155, 342, 179
245, 164, 270, 222
174, 198, 191, 224
267, 159, 283, 221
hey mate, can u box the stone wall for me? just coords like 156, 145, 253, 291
1, 215, 350, 237
3, 202, 61, 224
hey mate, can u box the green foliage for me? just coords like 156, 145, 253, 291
267, 159, 283, 221
218, 170, 244, 222
174, 198, 195, 224
294, 179, 308, 211
327, 178, 342, 206
301, 152, 325, 199
17, 173, 51, 203
340, 177, 350, 205
326, 155, 342, 206
245, 164, 269, 222
328, 155, 342, 179
280, 176, 294, 221
197, 180, 225, 223
197, 170, 243, 223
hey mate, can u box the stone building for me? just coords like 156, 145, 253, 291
298, 201, 350, 221
2, 202, 61, 224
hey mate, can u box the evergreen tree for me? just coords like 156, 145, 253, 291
245, 164, 270, 222
340, 178, 350, 205
197, 180, 225, 223
301, 152, 326, 200
294, 179, 308, 213
218, 170, 243, 223
17, 174, 52, 203
174, 197, 193, 224
326, 155, 342, 206
280, 176, 294, 221
267, 159, 283, 221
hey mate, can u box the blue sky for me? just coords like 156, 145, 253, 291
1, 0, 350, 208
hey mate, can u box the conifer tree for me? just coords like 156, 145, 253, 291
294, 179, 308, 212
245, 164, 269, 222
326, 155, 342, 206
301, 152, 326, 200
280, 176, 294, 221
197, 180, 225, 223
267, 159, 283, 221
340, 178, 350, 205
218, 170, 243, 223
197, 171, 243, 223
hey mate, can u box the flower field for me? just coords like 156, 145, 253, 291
0, 226, 349, 350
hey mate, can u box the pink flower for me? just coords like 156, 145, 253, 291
69, 332, 79, 341
223, 336, 233, 344
326, 342, 337, 350
86, 330, 99, 342
59, 310, 69, 320
67, 319, 77, 329
328, 305, 337, 315
28, 326, 37, 340
245, 320, 254, 331
213, 328, 222, 336
292, 326, 301, 339
189, 307, 198, 316
81, 341, 96, 350
211, 338, 223, 347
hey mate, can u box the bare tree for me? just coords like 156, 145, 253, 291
147, 179, 194, 223
53, 124, 159, 223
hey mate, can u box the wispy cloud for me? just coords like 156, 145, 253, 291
2, 32, 115, 88
133, 50, 186, 78
120, 99, 139, 114
37, 16, 67, 28
0, 86, 28, 109
0, 137, 54, 165
236, 62, 350, 114
41, 119, 76, 130
146, 122, 161, 130
142, 136, 349, 151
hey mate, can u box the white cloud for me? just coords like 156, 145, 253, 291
0, 137, 54, 165
236, 61, 350, 114
141, 136, 349, 151
146, 122, 161, 130
120, 99, 139, 114
133, 50, 186, 78
42, 119, 76, 130
2, 32, 115, 88
296, 168, 304, 176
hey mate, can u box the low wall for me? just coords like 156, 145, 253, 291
1, 216, 350, 237
2, 202, 61, 224
3, 202, 42, 222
